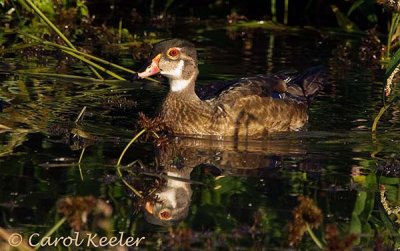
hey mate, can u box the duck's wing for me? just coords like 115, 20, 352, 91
205, 66, 325, 106
283, 66, 325, 104
202, 75, 288, 104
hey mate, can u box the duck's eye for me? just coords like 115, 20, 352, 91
159, 210, 172, 220
167, 48, 180, 59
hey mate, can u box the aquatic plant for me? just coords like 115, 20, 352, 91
1, 0, 160, 83
57, 195, 113, 231
325, 224, 357, 251
322, 1, 400, 133
288, 196, 323, 248
328, 1, 400, 133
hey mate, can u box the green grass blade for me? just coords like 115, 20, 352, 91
14, 71, 108, 82
116, 128, 147, 198
347, 0, 366, 16
62, 50, 126, 80
372, 97, 399, 133
271, 0, 277, 22
385, 44, 400, 79
306, 223, 324, 249
45, 42, 159, 82
34, 217, 66, 250
22, 34, 160, 83
117, 128, 147, 167
23, 0, 73, 48
331, 5, 360, 32
22, 0, 103, 80
372, 104, 390, 133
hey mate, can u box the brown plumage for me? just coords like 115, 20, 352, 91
137, 39, 325, 137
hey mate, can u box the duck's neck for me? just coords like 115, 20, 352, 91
161, 70, 214, 135
168, 70, 199, 99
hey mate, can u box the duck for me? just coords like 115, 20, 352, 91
137, 39, 325, 137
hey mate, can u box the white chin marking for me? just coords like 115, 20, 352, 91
161, 60, 184, 79
159, 189, 177, 208
160, 60, 190, 92
170, 79, 190, 92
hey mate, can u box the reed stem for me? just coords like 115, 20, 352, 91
24, 34, 159, 83
35, 217, 67, 250
306, 223, 324, 249
117, 128, 147, 166
271, 0, 277, 22
284, 0, 289, 24
22, 0, 103, 79
372, 104, 391, 133
116, 128, 148, 198
63, 50, 126, 80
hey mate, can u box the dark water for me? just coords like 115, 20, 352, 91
1, 25, 400, 250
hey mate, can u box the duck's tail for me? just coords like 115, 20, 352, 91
282, 66, 326, 106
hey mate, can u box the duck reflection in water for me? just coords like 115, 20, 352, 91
142, 135, 311, 226
143, 162, 194, 226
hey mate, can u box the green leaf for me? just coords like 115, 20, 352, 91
378, 207, 397, 235
353, 191, 367, 215
359, 191, 375, 221
380, 176, 400, 185
349, 213, 361, 244
347, 0, 366, 16
163, 0, 175, 13
385, 46, 400, 79
367, 14, 378, 23
76, 0, 89, 17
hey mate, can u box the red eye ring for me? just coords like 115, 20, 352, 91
167, 48, 180, 59
159, 210, 172, 220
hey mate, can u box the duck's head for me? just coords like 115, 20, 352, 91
143, 170, 193, 226
143, 186, 191, 226
138, 39, 198, 92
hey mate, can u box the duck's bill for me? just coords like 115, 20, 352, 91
137, 54, 161, 78
145, 201, 154, 214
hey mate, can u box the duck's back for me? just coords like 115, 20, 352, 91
205, 66, 325, 136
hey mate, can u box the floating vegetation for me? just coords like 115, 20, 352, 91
227, 20, 293, 31
325, 224, 357, 251
378, 0, 400, 13
57, 196, 112, 231
288, 196, 323, 248
331, 5, 360, 32
137, 112, 171, 140
378, 155, 400, 176
102, 96, 137, 110
22, 0, 103, 79
359, 29, 385, 63
1, 0, 159, 84
115, 112, 171, 198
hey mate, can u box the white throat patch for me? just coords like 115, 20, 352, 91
170, 79, 191, 92
159, 189, 177, 208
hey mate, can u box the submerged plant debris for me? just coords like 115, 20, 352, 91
57, 196, 112, 231
288, 196, 323, 247
325, 224, 357, 251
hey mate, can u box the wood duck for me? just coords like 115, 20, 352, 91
137, 39, 325, 137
